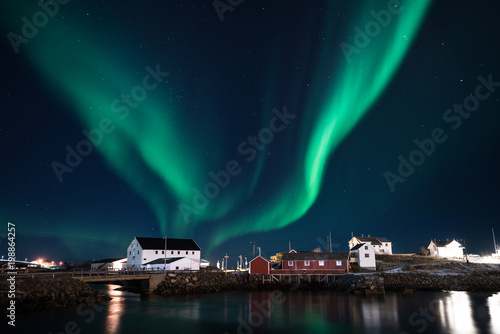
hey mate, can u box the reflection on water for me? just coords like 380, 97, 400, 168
12, 284, 500, 334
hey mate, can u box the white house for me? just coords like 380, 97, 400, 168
427, 239, 464, 259
350, 243, 376, 270
90, 258, 127, 271
126, 237, 201, 270
349, 235, 393, 255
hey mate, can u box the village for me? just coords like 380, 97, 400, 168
3, 232, 500, 276
81, 232, 500, 276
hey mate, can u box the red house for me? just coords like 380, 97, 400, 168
280, 251, 350, 274
249, 256, 271, 274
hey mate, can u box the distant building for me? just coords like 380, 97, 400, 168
427, 239, 464, 259
90, 258, 127, 271
126, 237, 201, 270
349, 235, 393, 255
200, 259, 210, 268
350, 243, 376, 270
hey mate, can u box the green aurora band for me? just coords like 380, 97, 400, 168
3, 0, 432, 249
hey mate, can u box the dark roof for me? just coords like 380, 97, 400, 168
433, 240, 463, 247
135, 237, 201, 251
356, 236, 391, 245
143, 257, 185, 265
282, 252, 349, 261
350, 243, 365, 251
90, 258, 125, 264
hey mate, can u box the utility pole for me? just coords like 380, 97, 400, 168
463, 239, 469, 263
257, 247, 261, 257
239, 255, 243, 270
164, 236, 167, 275
329, 231, 332, 253
326, 234, 329, 252
289, 240, 291, 252
493, 228, 497, 253
251, 241, 255, 258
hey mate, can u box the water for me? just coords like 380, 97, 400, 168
8, 284, 500, 334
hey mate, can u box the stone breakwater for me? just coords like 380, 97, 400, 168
0, 277, 110, 314
154, 271, 500, 296
381, 271, 500, 292
153, 272, 283, 295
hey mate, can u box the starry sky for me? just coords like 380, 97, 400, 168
1, 0, 499, 265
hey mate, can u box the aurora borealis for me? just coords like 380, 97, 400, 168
1, 1, 499, 263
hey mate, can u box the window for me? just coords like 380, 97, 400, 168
144, 258, 146, 261
365, 254, 370, 258
129, 251, 131, 255
336, 260, 342, 266
171, 251, 174, 254
155, 251, 158, 254
162, 251, 164, 254
304, 261, 310, 266
192, 251, 195, 255
178, 251, 180, 254
365, 246, 368, 250
385, 243, 388, 246
175, 266, 179, 270
319, 261, 324, 266
380, 249, 385, 253
186, 251, 188, 255
137, 251, 139, 254
288, 261, 293, 266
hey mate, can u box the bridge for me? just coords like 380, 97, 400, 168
1, 270, 175, 293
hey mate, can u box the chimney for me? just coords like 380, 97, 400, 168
368, 234, 371, 238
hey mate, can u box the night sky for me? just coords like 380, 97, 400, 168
1, 0, 499, 266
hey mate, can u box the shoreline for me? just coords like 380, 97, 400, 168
2, 268, 499, 314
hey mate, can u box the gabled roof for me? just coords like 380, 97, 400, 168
134, 237, 201, 251
356, 236, 391, 245
350, 243, 365, 251
143, 257, 185, 265
431, 240, 463, 247
282, 251, 349, 261
250, 255, 270, 263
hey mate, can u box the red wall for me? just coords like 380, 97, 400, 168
249, 257, 270, 274
282, 259, 348, 273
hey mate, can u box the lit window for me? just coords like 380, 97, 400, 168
336, 260, 342, 266
288, 261, 293, 266
304, 261, 310, 266
319, 261, 324, 266
365, 254, 370, 258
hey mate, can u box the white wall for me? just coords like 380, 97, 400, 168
126, 238, 201, 269
358, 245, 376, 269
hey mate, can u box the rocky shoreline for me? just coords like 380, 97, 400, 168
153, 270, 500, 296
0, 277, 110, 315
2, 269, 499, 315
